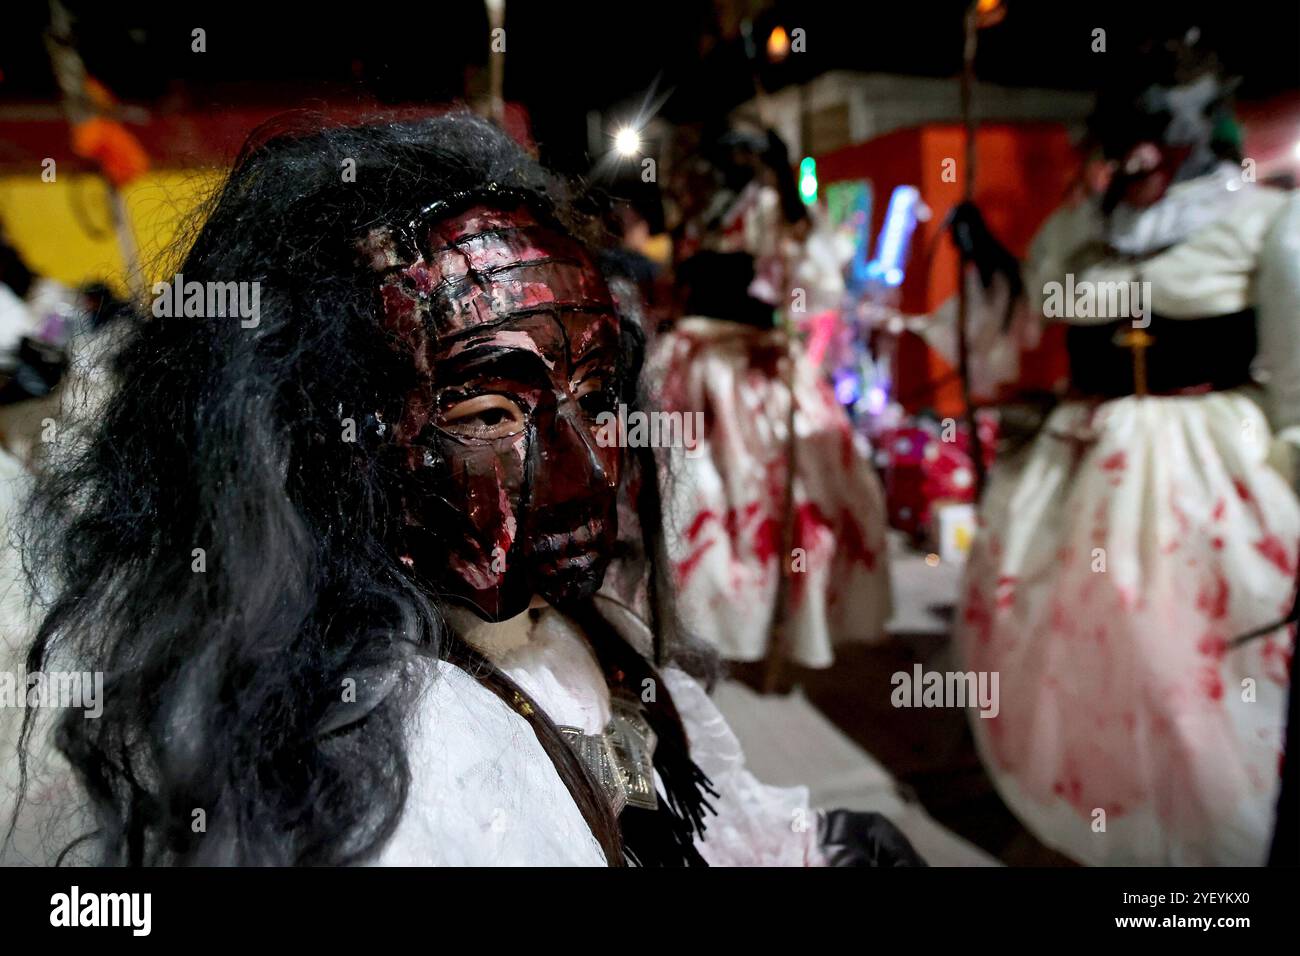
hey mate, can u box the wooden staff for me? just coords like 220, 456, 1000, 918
762, 65, 809, 694
957, 0, 989, 496
485, 0, 507, 125
44, 0, 145, 303
763, 325, 801, 694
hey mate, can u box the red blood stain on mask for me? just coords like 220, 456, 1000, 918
368, 204, 623, 621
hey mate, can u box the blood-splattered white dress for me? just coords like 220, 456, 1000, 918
653, 317, 891, 668
956, 168, 1300, 865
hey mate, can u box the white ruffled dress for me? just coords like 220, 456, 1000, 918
652, 318, 892, 669
955, 166, 1300, 865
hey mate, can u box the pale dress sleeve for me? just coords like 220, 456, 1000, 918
1254, 191, 1300, 487
661, 667, 825, 866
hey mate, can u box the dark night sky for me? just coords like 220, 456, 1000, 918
3, 0, 1297, 171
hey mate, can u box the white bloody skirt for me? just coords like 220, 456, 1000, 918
956, 390, 1297, 865
653, 317, 891, 669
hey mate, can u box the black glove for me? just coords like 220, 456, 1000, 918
819, 809, 928, 867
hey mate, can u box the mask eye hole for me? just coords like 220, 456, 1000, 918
438, 394, 526, 440
574, 374, 617, 418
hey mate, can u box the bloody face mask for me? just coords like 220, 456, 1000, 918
1095, 70, 1236, 212
365, 203, 623, 621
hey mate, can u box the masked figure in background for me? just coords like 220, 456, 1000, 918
954, 34, 1299, 865
4, 114, 921, 867
654, 125, 890, 672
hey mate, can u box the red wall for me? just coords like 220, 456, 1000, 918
819, 123, 1078, 414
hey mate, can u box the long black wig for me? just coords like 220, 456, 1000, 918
12, 112, 713, 866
